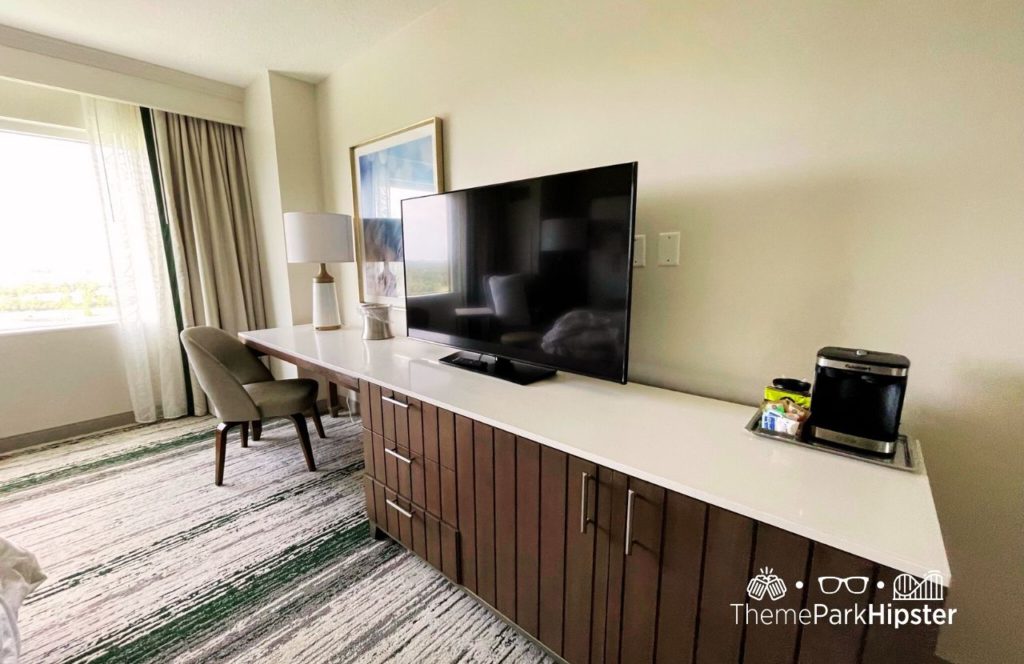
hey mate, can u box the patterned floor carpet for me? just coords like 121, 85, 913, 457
0, 415, 550, 663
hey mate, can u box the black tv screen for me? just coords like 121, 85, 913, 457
401, 162, 637, 383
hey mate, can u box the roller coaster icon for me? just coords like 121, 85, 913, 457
892, 570, 944, 601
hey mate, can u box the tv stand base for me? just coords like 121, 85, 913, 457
439, 351, 556, 385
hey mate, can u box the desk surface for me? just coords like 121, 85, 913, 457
240, 325, 950, 581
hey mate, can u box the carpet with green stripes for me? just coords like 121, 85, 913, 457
0, 415, 549, 663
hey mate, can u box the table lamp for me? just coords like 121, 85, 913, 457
283, 212, 355, 330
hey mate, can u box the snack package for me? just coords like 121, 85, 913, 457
764, 386, 812, 409
760, 399, 809, 438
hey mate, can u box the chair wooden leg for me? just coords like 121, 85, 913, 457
328, 382, 340, 417
251, 420, 262, 441
215, 422, 236, 486
240, 422, 249, 448
290, 414, 316, 472
311, 403, 327, 439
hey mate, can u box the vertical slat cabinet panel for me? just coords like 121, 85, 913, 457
440, 520, 461, 583
363, 475, 377, 526
742, 524, 812, 664
515, 436, 541, 638
694, 507, 755, 664
426, 514, 443, 571
538, 446, 568, 656
396, 445, 413, 501
383, 437, 399, 492
372, 433, 386, 483
455, 415, 477, 593
411, 501, 427, 560
361, 428, 375, 478
797, 544, 877, 664
358, 380, 371, 427
860, 567, 943, 664
373, 480, 389, 534
474, 422, 497, 607
394, 394, 410, 447
408, 398, 423, 457
368, 383, 383, 434
654, 491, 707, 664
411, 455, 427, 509
381, 388, 396, 441
564, 456, 598, 664
494, 430, 518, 619
386, 489, 413, 549
438, 408, 457, 470
424, 458, 442, 517
422, 402, 440, 463
441, 467, 459, 527
619, 477, 666, 664
602, 469, 629, 664
590, 465, 617, 664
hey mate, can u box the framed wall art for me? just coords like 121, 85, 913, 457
350, 117, 444, 306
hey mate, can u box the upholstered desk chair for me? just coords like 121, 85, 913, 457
180, 326, 327, 485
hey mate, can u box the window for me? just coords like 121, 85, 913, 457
0, 128, 116, 331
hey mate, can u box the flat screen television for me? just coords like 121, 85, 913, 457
401, 162, 637, 384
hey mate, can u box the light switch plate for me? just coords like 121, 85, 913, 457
658, 231, 680, 266
633, 234, 646, 267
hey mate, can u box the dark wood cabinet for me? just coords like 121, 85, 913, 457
357, 379, 943, 664
594, 472, 667, 663
564, 455, 598, 664
618, 477, 666, 663
654, 490, 707, 664
364, 474, 459, 583
515, 435, 541, 637
694, 507, 756, 664
454, 414, 477, 594
493, 430, 518, 618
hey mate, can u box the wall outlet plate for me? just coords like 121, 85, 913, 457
633, 234, 646, 267
658, 231, 680, 266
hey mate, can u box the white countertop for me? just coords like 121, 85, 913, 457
241, 325, 950, 581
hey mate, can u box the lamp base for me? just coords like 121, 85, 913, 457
312, 273, 342, 331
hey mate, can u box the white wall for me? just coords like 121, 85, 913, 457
0, 324, 132, 439
315, 2, 1024, 661
268, 72, 326, 327
244, 72, 339, 387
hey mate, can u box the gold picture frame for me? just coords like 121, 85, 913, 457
350, 117, 445, 307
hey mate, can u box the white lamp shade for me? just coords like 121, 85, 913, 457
283, 212, 355, 263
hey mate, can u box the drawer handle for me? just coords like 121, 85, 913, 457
624, 488, 636, 556
385, 499, 414, 519
385, 447, 412, 464
381, 395, 409, 409
580, 471, 593, 534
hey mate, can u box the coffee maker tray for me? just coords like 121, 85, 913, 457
745, 411, 918, 472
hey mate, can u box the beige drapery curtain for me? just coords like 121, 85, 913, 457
150, 110, 267, 416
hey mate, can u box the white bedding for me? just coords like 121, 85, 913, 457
0, 538, 45, 664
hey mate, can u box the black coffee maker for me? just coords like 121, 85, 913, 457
809, 347, 910, 455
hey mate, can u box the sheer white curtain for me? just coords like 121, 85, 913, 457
83, 98, 187, 422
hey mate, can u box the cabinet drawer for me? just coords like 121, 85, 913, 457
377, 435, 458, 529
360, 380, 420, 446
364, 475, 460, 583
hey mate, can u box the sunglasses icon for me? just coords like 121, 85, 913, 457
817, 576, 870, 595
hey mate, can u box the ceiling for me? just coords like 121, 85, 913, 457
0, 0, 445, 87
